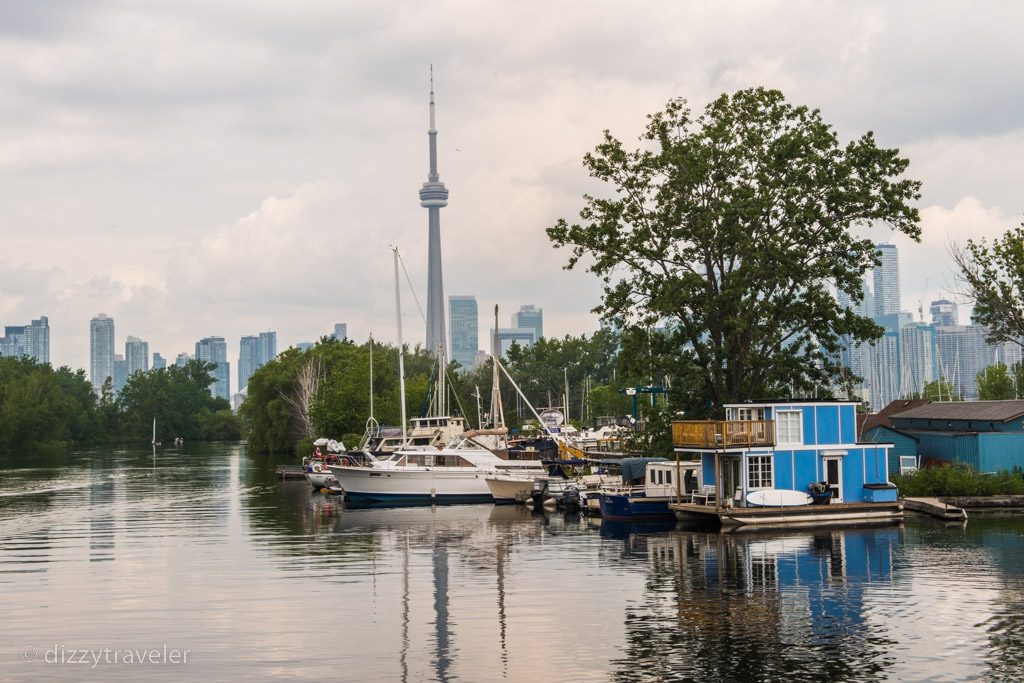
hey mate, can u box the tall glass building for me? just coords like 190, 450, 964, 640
449, 295, 478, 370
125, 336, 149, 375
195, 336, 230, 401
872, 243, 901, 319
90, 314, 115, 394
237, 331, 276, 395
513, 305, 543, 342
0, 316, 49, 364
238, 335, 259, 393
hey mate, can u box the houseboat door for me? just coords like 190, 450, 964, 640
823, 457, 843, 502
722, 457, 743, 504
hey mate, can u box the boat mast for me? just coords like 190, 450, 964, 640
394, 247, 408, 447
490, 305, 505, 429
369, 333, 375, 421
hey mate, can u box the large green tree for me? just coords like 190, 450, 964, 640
547, 88, 922, 414
954, 222, 1024, 347
0, 356, 102, 451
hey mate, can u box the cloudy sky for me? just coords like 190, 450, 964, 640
2, 1, 1022, 385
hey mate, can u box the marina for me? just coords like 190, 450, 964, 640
4, 443, 1024, 681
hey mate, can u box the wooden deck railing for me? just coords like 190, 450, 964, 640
671, 420, 775, 449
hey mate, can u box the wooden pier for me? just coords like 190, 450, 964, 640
275, 464, 306, 480
903, 497, 968, 521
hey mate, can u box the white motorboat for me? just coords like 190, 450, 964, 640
332, 254, 545, 506
330, 429, 545, 506
304, 438, 347, 490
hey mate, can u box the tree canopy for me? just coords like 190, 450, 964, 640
954, 223, 1024, 347
117, 360, 239, 441
0, 356, 239, 451
547, 88, 922, 414
975, 363, 1024, 400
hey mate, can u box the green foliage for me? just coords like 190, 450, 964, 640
117, 360, 235, 441
197, 408, 243, 441
954, 223, 1024, 346
893, 462, 1024, 497
0, 356, 243, 451
241, 339, 441, 455
547, 88, 922, 414
903, 378, 961, 401
977, 363, 1016, 400
0, 356, 100, 451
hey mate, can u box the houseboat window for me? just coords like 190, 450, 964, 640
776, 411, 802, 444
665, 469, 672, 485
735, 407, 764, 422
747, 455, 773, 490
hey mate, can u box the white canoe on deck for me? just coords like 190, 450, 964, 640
746, 489, 814, 507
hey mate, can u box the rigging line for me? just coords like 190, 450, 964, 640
445, 366, 469, 419
397, 251, 428, 326
361, 249, 394, 334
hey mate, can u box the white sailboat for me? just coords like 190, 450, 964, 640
329, 251, 544, 506
151, 417, 161, 446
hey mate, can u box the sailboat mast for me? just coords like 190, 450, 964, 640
394, 248, 408, 447
369, 333, 375, 421
490, 305, 505, 428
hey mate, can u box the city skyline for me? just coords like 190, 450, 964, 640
840, 243, 1024, 407
2, 4, 1022, 374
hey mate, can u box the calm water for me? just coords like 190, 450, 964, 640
2, 444, 1024, 682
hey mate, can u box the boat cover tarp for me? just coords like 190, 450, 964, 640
620, 457, 668, 485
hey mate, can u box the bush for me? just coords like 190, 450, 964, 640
892, 462, 1024, 497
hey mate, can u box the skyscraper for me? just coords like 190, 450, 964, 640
491, 328, 536, 358
333, 323, 348, 342
238, 331, 277, 397
90, 314, 115, 393
0, 316, 49, 363
899, 323, 938, 396
238, 335, 259, 393
113, 354, 128, 394
152, 352, 167, 370
258, 331, 277, 366
125, 336, 149, 375
513, 305, 543, 342
195, 336, 230, 401
873, 243, 901, 318
175, 352, 191, 367
449, 295, 478, 370
930, 299, 958, 327
420, 68, 449, 360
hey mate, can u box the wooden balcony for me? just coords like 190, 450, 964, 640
671, 420, 775, 449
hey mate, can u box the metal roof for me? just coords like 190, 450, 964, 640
890, 400, 1024, 423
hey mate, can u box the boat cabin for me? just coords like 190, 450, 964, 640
671, 400, 896, 507
645, 460, 702, 499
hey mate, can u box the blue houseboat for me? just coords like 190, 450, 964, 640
668, 400, 901, 529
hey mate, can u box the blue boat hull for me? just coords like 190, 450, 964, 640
598, 493, 677, 522
345, 491, 494, 508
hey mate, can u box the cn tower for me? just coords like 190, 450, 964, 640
420, 66, 449, 360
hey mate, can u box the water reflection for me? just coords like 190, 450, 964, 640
611, 527, 902, 682
3, 446, 1024, 681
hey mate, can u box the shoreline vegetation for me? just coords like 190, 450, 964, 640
892, 463, 1024, 498
0, 356, 240, 454
239, 332, 663, 458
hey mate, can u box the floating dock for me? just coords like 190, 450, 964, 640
275, 464, 306, 480
669, 500, 903, 530
903, 497, 968, 521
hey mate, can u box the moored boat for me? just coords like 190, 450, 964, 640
597, 458, 702, 522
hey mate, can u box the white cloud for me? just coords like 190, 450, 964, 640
1, 1, 1023, 381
